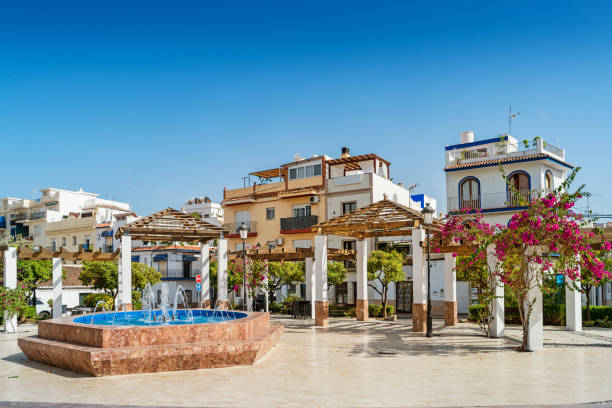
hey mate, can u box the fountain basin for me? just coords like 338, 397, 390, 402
18, 310, 283, 376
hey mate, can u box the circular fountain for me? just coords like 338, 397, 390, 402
18, 283, 283, 376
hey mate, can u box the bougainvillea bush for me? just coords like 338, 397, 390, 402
435, 168, 611, 350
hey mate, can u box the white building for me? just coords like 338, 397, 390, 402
94, 212, 142, 253
182, 197, 223, 226
444, 132, 572, 225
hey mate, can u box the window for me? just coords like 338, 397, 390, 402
157, 260, 167, 276
343, 240, 356, 269
51, 240, 57, 250
545, 171, 553, 190
288, 163, 322, 180
335, 282, 349, 304
459, 178, 480, 210
508, 171, 530, 206
267, 241, 275, 250
72, 236, 77, 246
62, 237, 66, 246
79, 293, 89, 306
34, 225, 41, 235
342, 202, 357, 214
266, 207, 275, 220
292, 239, 311, 249
292, 204, 311, 217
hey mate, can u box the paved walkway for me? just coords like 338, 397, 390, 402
1, 318, 612, 407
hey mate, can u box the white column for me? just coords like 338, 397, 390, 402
444, 253, 457, 325
412, 228, 426, 304
526, 285, 543, 351
305, 257, 315, 319
3, 247, 17, 333
566, 284, 582, 332
444, 253, 456, 302
263, 260, 269, 312
487, 245, 504, 338
356, 239, 368, 301
52, 257, 63, 318
217, 239, 228, 302
200, 244, 210, 307
314, 235, 328, 302
119, 234, 132, 307
356, 239, 369, 320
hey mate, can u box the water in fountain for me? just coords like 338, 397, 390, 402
172, 285, 194, 323
158, 283, 172, 323
142, 283, 156, 323
90, 300, 111, 324
112, 301, 128, 325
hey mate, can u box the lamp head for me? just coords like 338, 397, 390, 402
238, 222, 249, 240
422, 202, 434, 226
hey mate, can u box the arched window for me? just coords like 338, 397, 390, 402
459, 177, 480, 210
507, 171, 530, 206
545, 171, 553, 190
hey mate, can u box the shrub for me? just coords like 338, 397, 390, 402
469, 304, 486, 322
269, 302, 283, 313
132, 290, 142, 310
368, 304, 383, 317
543, 302, 565, 325
83, 293, 114, 310
582, 306, 612, 321
344, 310, 356, 318
19, 305, 39, 322
282, 294, 302, 305
385, 305, 394, 316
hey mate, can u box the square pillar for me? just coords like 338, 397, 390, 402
263, 261, 269, 312
305, 257, 315, 319
526, 285, 543, 351
356, 239, 369, 321
217, 239, 228, 307
3, 247, 17, 333
566, 285, 582, 331
444, 253, 457, 326
314, 235, 328, 327
119, 234, 132, 310
200, 244, 211, 308
52, 258, 63, 318
487, 245, 504, 338
412, 228, 427, 332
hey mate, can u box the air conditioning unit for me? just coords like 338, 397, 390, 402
275, 238, 284, 246
309, 196, 319, 204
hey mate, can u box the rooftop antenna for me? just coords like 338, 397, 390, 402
241, 176, 249, 188
509, 105, 520, 135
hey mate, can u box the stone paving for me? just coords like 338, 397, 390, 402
1, 317, 612, 407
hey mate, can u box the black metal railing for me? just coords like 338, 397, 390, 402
104, 245, 114, 253
280, 215, 318, 231
223, 221, 257, 234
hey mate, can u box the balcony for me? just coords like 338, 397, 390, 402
280, 215, 318, 233
103, 245, 114, 253
447, 189, 553, 213
223, 221, 257, 237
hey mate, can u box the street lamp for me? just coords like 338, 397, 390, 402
422, 202, 435, 338
238, 223, 249, 311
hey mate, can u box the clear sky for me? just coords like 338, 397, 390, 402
2, 1, 611, 218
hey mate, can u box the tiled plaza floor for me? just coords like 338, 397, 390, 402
1, 317, 611, 407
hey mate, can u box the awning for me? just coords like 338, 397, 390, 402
101, 230, 114, 237
131, 255, 140, 262
153, 254, 168, 261
182, 255, 197, 262
0, 216, 5, 229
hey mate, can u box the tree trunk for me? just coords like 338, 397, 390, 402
382, 286, 388, 318
31, 286, 37, 310
586, 286, 591, 321
517, 293, 530, 352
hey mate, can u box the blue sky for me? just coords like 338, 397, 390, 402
1, 1, 611, 218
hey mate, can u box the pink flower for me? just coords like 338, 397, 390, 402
602, 242, 612, 251
452, 253, 457, 258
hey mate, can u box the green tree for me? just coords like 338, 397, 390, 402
327, 261, 346, 287
80, 261, 162, 307
367, 250, 404, 318
17, 259, 53, 308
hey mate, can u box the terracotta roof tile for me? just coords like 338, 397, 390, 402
95, 223, 111, 228
39, 266, 89, 288
132, 244, 201, 252
444, 153, 574, 171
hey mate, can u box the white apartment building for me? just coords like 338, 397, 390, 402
94, 212, 142, 253
181, 197, 224, 226
0, 187, 131, 250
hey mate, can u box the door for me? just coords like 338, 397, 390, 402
395, 281, 412, 312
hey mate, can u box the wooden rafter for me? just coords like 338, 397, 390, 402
0, 246, 120, 261
115, 207, 228, 242
230, 247, 356, 261
313, 198, 442, 239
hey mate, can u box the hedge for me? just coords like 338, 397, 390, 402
583, 306, 612, 321
469, 303, 566, 325
368, 304, 394, 318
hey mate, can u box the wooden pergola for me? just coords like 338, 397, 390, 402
235, 247, 356, 261
115, 207, 227, 243
313, 198, 443, 238
307, 197, 459, 331
0, 245, 120, 261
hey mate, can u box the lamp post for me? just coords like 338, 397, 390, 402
238, 223, 249, 311
422, 202, 435, 338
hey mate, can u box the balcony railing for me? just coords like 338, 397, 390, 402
103, 245, 114, 253
223, 221, 257, 235
30, 211, 46, 220
280, 215, 318, 231
448, 189, 553, 212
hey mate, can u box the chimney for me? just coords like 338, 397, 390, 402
460, 131, 474, 144
341, 147, 350, 158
